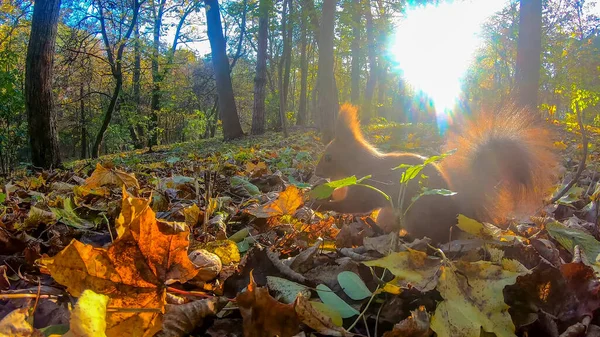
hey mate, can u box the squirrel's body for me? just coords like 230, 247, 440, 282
313, 104, 557, 243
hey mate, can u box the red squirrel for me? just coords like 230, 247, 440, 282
312, 103, 557, 243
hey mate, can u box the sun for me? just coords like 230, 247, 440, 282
388, 0, 507, 126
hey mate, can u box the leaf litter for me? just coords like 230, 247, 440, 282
0, 126, 599, 337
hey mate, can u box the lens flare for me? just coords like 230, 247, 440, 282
388, 0, 506, 129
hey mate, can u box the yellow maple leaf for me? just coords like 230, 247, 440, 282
115, 187, 151, 237
430, 259, 530, 337
248, 185, 303, 219
85, 163, 140, 189
63, 290, 109, 337
0, 308, 38, 337
363, 249, 442, 292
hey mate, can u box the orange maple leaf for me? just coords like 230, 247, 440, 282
247, 185, 304, 218
39, 194, 198, 337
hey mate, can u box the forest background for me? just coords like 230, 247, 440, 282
0, 0, 599, 174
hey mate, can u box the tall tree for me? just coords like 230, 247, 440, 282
148, 0, 201, 148
350, 0, 361, 104
92, 0, 141, 158
363, 0, 377, 122
278, 0, 291, 137
317, 0, 338, 143
25, 0, 62, 168
514, 0, 542, 112
205, 0, 244, 140
130, 21, 144, 149
296, 0, 309, 126
251, 0, 270, 135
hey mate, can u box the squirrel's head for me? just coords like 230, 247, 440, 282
314, 104, 379, 180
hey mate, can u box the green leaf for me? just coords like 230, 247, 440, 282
400, 164, 425, 184
309, 301, 343, 327
546, 221, 600, 265
229, 227, 250, 243
316, 284, 359, 318
50, 198, 95, 229
288, 175, 311, 188
309, 176, 358, 200
337, 271, 372, 300
230, 176, 261, 196
166, 156, 181, 164
421, 188, 457, 197
0, 192, 5, 203
267, 276, 311, 304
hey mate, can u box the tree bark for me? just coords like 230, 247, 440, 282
131, 21, 144, 149
350, 0, 361, 104
515, 0, 542, 112
205, 0, 244, 140
297, 3, 308, 126
363, 0, 377, 123
317, 0, 338, 143
80, 81, 87, 159
25, 0, 62, 168
251, 0, 269, 135
278, 0, 291, 137
149, 0, 165, 149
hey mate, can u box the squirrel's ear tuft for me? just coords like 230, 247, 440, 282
335, 103, 363, 141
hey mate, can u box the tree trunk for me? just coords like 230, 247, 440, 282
363, 0, 377, 122
297, 5, 308, 126
25, 0, 62, 168
251, 0, 269, 135
514, 0, 542, 112
132, 21, 144, 149
350, 0, 361, 104
80, 81, 87, 159
205, 0, 244, 140
278, 0, 291, 137
317, 0, 338, 143
149, 6, 163, 149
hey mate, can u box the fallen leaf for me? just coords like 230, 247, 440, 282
383, 306, 430, 337
248, 185, 304, 218
0, 308, 41, 337
155, 297, 227, 337
267, 276, 311, 304
85, 163, 140, 189
294, 295, 349, 336
363, 249, 442, 292
236, 272, 301, 337
430, 259, 530, 337
63, 290, 109, 337
316, 284, 359, 318
39, 194, 199, 337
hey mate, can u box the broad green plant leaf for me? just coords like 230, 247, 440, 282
50, 197, 95, 229
337, 271, 372, 300
316, 284, 359, 318
230, 176, 261, 196
546, 221, 600, 269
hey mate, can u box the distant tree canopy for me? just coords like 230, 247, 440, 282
0, 0, 598, 171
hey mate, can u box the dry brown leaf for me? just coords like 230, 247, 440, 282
85, 163, 140, 189
154, 297, 227, 337
236, 272, 301, 337
383, 306, 431, 337
39, 194, 199, 337
294, 295, 350, 336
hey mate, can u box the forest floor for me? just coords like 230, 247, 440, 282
1, 118, 600, 337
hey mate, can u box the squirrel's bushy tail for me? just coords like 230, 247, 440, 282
442, 106, 558, 224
